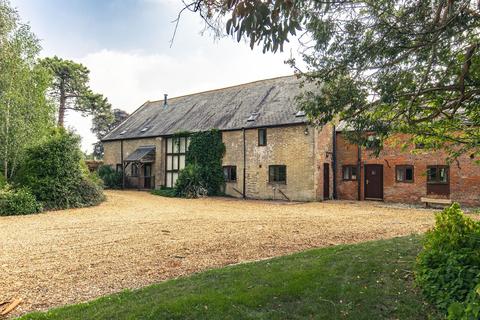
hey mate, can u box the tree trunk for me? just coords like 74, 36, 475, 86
58, 80, 66, 127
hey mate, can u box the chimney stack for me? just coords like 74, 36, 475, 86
163, 94, 168, 108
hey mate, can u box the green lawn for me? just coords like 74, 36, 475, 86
19, 236, 439, 320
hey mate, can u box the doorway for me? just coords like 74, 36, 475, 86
144, 164, 152, 189
364, 164, 383, 200
323, 163, 330, 199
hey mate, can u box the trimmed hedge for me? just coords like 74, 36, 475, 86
416, 203, 480, 317
0, 186, 42, 216
16, 129, 105, 210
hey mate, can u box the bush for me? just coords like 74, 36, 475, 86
0, 186, 42, 216
0, 175, 6, 189
15, 129, 105, 210
448, 284, 480, 320
151, 186, 177, 198
174, 164, 208, 198
416, 203, 480, 312
98, 165, 122, 189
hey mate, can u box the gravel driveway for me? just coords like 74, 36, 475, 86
0, 190, 436, 317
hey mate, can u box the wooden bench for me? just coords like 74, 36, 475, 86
421, 197, 453, 208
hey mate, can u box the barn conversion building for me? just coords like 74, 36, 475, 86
102, 76, 480, 206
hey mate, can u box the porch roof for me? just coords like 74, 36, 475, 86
124, 146, 156, 163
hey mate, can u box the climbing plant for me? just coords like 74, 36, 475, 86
175, 129, 225, 197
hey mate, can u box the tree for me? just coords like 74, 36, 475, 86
0, 0, 54, 180
189, 0, 480, 159
91, 108, 129, 159
41, 56, 112, 127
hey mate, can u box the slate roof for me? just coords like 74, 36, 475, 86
124, 145, 156, 162
102, 75, 310, 141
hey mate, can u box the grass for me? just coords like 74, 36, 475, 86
19, 236, 439, 320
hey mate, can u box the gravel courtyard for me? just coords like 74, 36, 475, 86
1, 190, 437, 317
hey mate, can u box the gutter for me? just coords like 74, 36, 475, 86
242, 127, 246, 199
357, 144, 362, 201
332, 125, 337, 199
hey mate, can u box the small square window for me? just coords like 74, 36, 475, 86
269, 165, 286, 184
366, 135, 380, 150
396, 165, 414, 183
342, 165, 357, 181
223, 166, 237, 182
116, 164, 123, 173
258, 128, 267, 146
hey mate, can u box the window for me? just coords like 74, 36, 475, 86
342, 165, 357, 181
366, 135, 380, 150
223, 166, 237, 182
166, 136, 190, 188
131, 164, 139, 177
427, 165, 449, 184
396, 165, 414, 183
269, 165, 286, 184
258, 128, 267, 146
116, 164, 123, 173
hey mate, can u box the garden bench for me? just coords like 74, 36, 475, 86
420, 197, 452, 208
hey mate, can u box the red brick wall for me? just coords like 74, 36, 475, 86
335, 133, 480, 206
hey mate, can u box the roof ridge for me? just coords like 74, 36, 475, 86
146, 74, 296, 104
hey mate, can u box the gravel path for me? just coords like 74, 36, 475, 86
0, 191, 436, 317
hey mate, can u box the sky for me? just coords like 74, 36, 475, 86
10, 0, 302, 152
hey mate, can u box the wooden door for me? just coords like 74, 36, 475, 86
365, 164, 383, 200
144, 164, 152, 189
323, 163, 330, 199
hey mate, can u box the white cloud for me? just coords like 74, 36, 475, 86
68, 41, 299, 153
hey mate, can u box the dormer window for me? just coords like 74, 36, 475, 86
119, 130, 127, 135
295, 110, 306, 117
140, 127, 149, 133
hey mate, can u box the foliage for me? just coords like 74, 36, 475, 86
448, 283, 480, 320
416, 203, 480, 313
97, 165, 122, 189
193, 0, 480, 159
151, 186, 177, 198
178, 129, 225, 197
40, 56, 113, 128
92, 109, 129, 159
0, 185, 42, 216
0, 0, 55, 181
174, 164, 208, 198
18, 236, 440, 319
15, 129, 105, 210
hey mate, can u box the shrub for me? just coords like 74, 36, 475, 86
151, 186, 177, 198
448, 284, 480, 320
98, 165, 122, 189
0, 175, 6, 189
416, 203, 480, 312
15, 129, 105, 210
0, 186, 42, 216
175, 164, 208, 198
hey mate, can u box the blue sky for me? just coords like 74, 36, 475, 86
11, 0, 301, 152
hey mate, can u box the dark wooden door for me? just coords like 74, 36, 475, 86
365, 164, 383, 200
323, 163, 330, 199
144, 164, 152, 189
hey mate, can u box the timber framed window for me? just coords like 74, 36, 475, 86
427, 165, 449, 184
165, 136, 189, 188
342, 165, 357, 181
131, 164, 139, 177
269, 165, 286, 184
258, 128, 267, 146
223, 166, 237, 182
396, 165, 414, 183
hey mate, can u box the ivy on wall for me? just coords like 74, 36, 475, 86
174, 129, 225, 198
